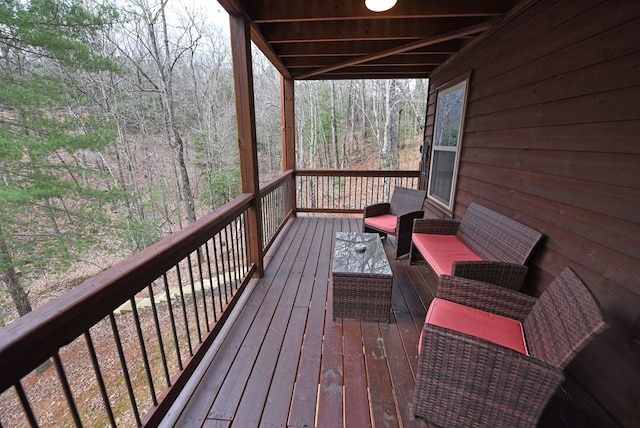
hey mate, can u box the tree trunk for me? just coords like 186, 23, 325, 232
330, 81, 339, 169
0, 224, 32, 317
381, 80, 399, 170
144, 0, 198, 225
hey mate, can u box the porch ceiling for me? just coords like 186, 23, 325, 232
217, 0, 522, 80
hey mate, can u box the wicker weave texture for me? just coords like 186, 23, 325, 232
332, 273, 392, 322
411, 219, 460, 235
363, 187, 426, 259
387, 187, 427, 217
438, 275, 536, 322
412, 269, 607, 427
410, 203, 542, 290
524, 267, 607, 368
458, 202, 542, 265
413, 324, 564, 428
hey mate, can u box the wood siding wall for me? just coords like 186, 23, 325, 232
422, 0, 640, 425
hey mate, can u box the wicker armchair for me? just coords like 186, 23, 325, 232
363, 187, 426, 259
413, 268, 607, 428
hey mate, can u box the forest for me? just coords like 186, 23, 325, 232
0, 0, 428, 324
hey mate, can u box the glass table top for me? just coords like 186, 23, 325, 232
332, 232, 392, 276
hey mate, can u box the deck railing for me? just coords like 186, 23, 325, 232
295, 169, 421, 214
0, 195, 255, 427
259, 170, 295, 253
0, 168, 420, 426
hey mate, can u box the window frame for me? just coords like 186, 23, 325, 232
426, 75, 470, 212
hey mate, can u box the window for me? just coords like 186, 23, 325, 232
427, 77, 469, 211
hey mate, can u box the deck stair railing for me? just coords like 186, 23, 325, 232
0, 169, 418, 426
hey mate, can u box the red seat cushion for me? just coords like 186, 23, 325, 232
411, 233, 482, 276
420, 298, 528, 355
364, 214, 397, 233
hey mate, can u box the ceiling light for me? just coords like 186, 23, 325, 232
365, 0, 397, 13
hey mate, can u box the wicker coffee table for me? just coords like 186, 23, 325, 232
332, 232, 393, 322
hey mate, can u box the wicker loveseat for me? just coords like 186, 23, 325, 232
410, 202, 542, 290
413, 268, 607, 427
363, 186, 426, 259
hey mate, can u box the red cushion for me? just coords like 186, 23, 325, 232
420, 298, 528, 355
364, 214, 397, 233
411, 233, 482, 276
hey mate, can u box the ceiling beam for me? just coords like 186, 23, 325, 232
217, 0, 291, 79
284, 54, 449, 68
295, 22, 493, 79
275, 39, 466, 57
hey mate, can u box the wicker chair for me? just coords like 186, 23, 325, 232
413, 267, 607, 428
363, 187, 426, 259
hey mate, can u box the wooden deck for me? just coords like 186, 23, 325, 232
164, 217, 620, 428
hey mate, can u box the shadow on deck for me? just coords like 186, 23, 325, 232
162, 217, 619, 428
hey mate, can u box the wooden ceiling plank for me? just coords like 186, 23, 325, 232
295, 22, 493, 79
243, 0, 513, 23
262, 17, 487, 44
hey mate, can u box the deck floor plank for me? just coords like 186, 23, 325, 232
259, 306, 309, 426
362, 321, 400, 428
206, 218, 310, 422
171, 217, 611, 428
343, 320, 372, 428
288, 218, 334, 427
231, 219, 321, 426
260, 219, 328, 427
315, 227, 344, 428
173, 219, 306, 426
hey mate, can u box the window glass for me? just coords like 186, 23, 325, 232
427, 78, 469, 210
429, 151, 456, 205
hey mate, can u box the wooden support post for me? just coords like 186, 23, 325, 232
281, 76, 297, 215
230, 13, 263, 276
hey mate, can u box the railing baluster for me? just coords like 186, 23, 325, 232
52, 354, 82, 427
204, 241, 218, 322
162, 273, 183, 371
174, 263, 194, 356
216, 232, 229, 305
14, 381, 38, 427
108, 313, 142, 426
230, 218, 240, 291
357, 175, 362, 210
212, 233, 225, 308
129, 298, 158, 406
196, 246, 211, 331
237, 218, 245, 281
84, 331, 116, 427
186, 255, 203, 343
84, 331, 117, 427
241, 212, 249, 277
146, 283, 171, 388
224, 225, 234, 293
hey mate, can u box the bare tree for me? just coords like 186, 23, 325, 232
117, 0, 197, 224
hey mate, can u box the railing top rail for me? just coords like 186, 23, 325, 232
295, 169, 420, 177
0, 193, 254, 391
259, 169, 294, 196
